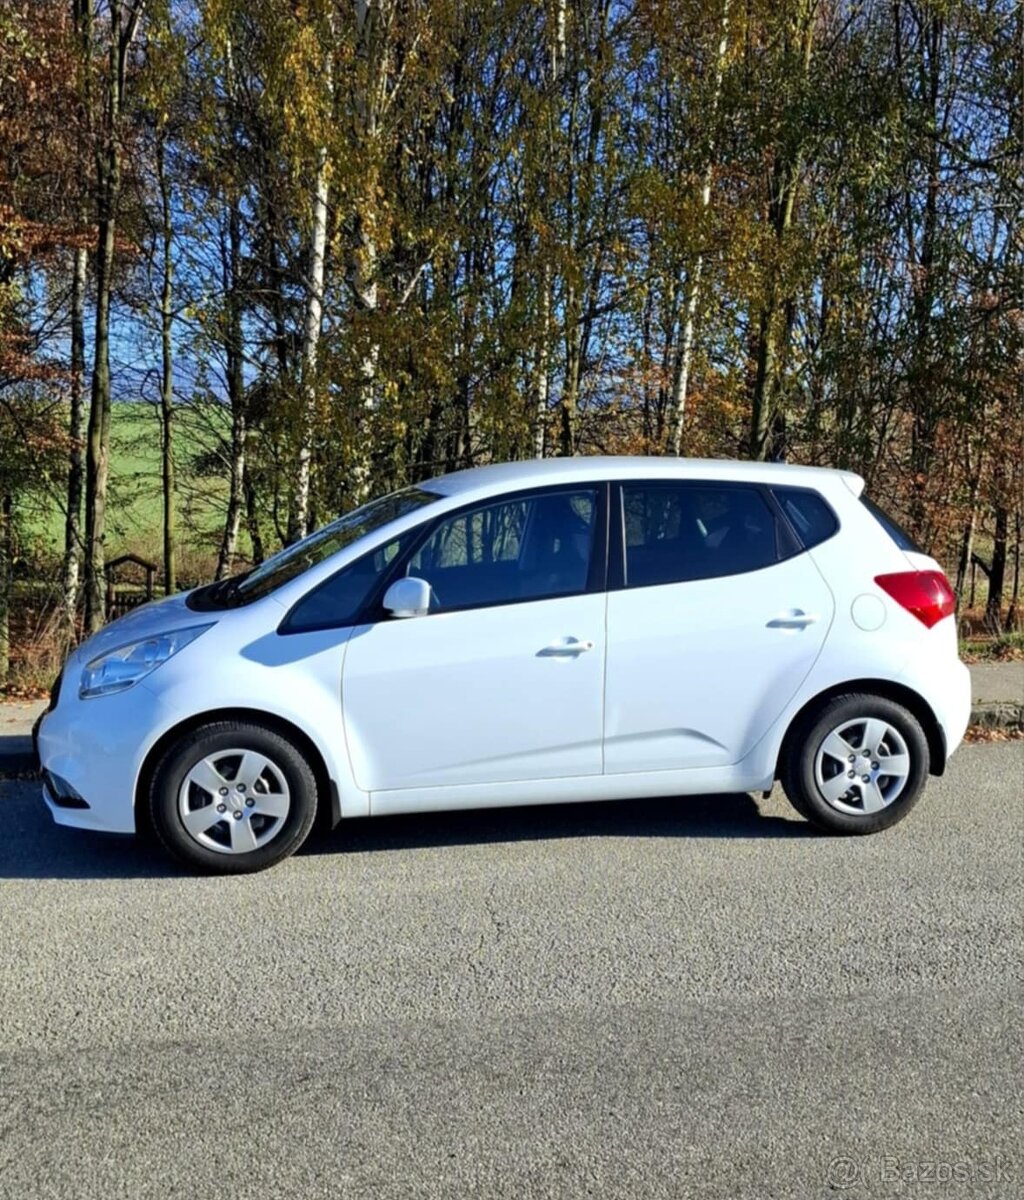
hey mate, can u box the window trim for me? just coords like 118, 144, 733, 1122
610, 479, 801, 592
278, 481, 610, 633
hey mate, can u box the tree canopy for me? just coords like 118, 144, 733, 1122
0, 0, 1021, 678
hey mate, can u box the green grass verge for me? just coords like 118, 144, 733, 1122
24, 402, 230, 570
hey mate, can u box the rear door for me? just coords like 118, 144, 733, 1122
603, 480, 835, 772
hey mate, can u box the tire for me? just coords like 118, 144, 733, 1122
148, 721, 319, 874
780, 693, 930, 835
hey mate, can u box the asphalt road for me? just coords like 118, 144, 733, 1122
1, 744, 1021, 1199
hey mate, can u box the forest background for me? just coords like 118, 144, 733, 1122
1, 0, 1021, 688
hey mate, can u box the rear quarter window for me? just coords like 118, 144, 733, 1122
772, 487, 839, 550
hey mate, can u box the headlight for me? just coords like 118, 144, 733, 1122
79, 624, 213, 699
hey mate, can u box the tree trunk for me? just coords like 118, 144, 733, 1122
61, 244, 87, 636
531, 0, 565, 460
749, 299, 780, 460
83, 0, 143, 633
157, 136, 177, 594
1006, 511, 1022, 632
747, 1, 815, 462
84, 202, 117, 633
216, 401, 246, 580
243, 456, 264, 566
560, 285, 581, 457
956, 506, 977, 603
668, 0, 730, 457
558, 0, 610, 458
346, 1, 384, 506
0, 493, 11, 686
288, 143, 330, 543
986, 504, 1008, 632
532, 264, 551, 458
216, 205, 246, 580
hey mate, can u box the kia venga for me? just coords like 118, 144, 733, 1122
37, 458, 970, 873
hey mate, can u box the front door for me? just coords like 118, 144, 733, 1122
342, 486, 607, 793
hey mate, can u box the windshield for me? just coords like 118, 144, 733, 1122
191, 487, 440, 610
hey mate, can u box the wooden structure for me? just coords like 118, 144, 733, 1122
105, 553, 158, 620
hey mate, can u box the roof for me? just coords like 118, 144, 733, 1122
429, 455, 863, 499
106, 552, 158, 572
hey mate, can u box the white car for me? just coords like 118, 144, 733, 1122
37, 457, 971, 873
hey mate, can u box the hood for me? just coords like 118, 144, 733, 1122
74, 590, 215, 665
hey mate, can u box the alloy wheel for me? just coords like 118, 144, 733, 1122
177, 748, 292, 854
813, 717, 912, 816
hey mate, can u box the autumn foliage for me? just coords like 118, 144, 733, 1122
0, 0, 1022, 683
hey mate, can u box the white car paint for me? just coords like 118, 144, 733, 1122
37, 456, 970, 843
603, 549, 835, 773
343, 592, 606, 791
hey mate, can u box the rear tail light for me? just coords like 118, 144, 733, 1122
875, 570, 955, 629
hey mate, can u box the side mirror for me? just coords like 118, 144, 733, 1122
382, 576, 433, 618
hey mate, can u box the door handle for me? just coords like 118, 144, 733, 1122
538, 637, 595, 656
766, 610, 819, 630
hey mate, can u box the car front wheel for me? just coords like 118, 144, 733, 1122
149, 721, 319, 873
781, 694, 930, 834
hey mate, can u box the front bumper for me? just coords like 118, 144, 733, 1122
36, 680, 164, 834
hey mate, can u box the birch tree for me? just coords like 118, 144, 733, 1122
84, 0, 147, 633
667, 0, 730, 456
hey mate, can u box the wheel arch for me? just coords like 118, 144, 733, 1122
776, 679, 947, 781
135, 707, 341, 833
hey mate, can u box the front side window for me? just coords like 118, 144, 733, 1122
282, 532, 415, 633
407, 489, 599, 611
622, 483, 782, 587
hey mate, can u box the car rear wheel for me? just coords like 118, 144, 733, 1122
149, 721, 318, 873
781, 694, 930, 834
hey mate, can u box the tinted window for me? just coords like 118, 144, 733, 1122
623, 484, 781, 586
773, 487, 839, 549
283, 533, 413, 633
408, 489, 598, 611
861, 497, 922, 553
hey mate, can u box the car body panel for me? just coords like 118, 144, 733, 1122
344, 592, 606, 793
38, 601, 370, 833
604, 550, 835, 772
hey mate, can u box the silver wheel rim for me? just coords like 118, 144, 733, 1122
813, 717, 912, 816
177, 748, 291, 855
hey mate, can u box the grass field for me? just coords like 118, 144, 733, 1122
25, 402, 231, 572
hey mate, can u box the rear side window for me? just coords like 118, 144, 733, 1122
773, 487, 839, 549
622, 483, 783, 587
861, 497, 922, 553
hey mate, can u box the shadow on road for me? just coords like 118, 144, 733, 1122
301, 792, 814, 859
0, 777, 814, 880
0, 732, 36, 772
